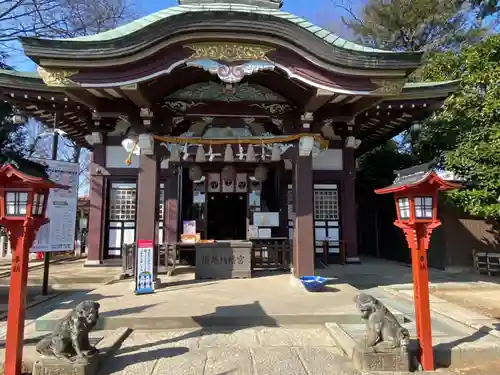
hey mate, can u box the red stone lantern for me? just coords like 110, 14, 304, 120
0, 155, 67, 375
375, 163, 460, 371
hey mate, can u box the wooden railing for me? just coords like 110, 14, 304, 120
250, 238, 291, 271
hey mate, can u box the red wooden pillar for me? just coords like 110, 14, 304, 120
4, 226, 32, 375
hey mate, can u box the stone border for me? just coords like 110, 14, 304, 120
380, 286, 500, 340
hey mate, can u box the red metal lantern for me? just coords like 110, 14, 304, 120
0, 155, 67, 375
375, 163, 460, 371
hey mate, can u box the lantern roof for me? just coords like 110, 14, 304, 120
374, 162, 461, 194
0, 153, 64, 188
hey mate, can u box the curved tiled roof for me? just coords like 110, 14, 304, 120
53, 3, 391, 54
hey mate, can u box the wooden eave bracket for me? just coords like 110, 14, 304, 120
303, 89, 335, 113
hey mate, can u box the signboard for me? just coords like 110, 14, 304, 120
253, 212, 280, 227
30, 159, 79, 252
135, 239, 155, 295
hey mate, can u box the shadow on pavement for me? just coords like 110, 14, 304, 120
99, 301, 277, 375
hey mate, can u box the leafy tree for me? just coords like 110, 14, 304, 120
413, 35, 500, 218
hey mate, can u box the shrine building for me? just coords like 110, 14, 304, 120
0, 0, 458, 276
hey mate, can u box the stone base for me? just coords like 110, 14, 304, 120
33, 355, 99, 375
352, 344, 410, 372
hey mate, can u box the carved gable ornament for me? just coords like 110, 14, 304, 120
167, 82, 287, 103
186, 42, 274, 62
370, 79, 406, 95
186, 59, 275, 84
37, 66, 79, 87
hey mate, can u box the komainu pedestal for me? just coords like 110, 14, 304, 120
32, 355, 99, 375
352, 344, 410, 371
33, 301, 101, 375
352, 293, 411, 371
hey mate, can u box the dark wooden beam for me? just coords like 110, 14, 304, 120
119, 83, 152, 108
303, 89, 335, 112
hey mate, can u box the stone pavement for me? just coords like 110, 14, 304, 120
0, 257, 121, 316
18, 257, 500, 374
99, 327, 454, 375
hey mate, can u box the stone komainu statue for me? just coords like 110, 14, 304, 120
354, 293, 410, 350
36, 300, 100, 362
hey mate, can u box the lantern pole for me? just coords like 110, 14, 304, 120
4, 221, 35, 375
413, 223, 436, 371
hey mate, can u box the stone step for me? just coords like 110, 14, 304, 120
35, 310, 408, 332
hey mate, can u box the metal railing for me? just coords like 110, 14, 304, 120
121, 242, 173, 277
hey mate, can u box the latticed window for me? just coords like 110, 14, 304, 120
314, 190, 339, 220
109, 184, 136, 221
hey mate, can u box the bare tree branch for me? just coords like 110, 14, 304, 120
0, 0, 137, 43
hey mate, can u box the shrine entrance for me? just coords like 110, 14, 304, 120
207, 193, 247, 240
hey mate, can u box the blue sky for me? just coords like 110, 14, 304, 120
8, 0, 360, 71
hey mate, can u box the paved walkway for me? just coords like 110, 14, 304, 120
0, 257, 122, 315
5, 257, 500, 374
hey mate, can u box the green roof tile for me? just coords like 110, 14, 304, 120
43, 4, 393, 53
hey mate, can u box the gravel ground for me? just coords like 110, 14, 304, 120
430, 287, 500, 319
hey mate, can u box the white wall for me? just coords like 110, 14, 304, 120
284, 149, 343, 171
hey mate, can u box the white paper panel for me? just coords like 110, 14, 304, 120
108, 229, 122, 248
208, 173, 220, 193
108, 249, 121, 256
315, 228, 327, 241
222, 180, 234, 193
106, 146, 139, 168
123, 229, 135, 244
235, 173, 248, 193
327, 228, 340, 241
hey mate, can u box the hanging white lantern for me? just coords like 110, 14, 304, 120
221, 165, 236, 182
246, 145, 256, 162
224, 144, 234, 162
254, 165, 268, 182
170, 144, 181, 162
271, 144, 281, 162
189, 165, 203, 181
195, 145, 206, 163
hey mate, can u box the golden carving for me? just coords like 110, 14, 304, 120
186, 42, 274, 62
37, 66, 79, 87
370, 79, 406, 95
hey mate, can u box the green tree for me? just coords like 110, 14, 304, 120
417, 35, 500, 218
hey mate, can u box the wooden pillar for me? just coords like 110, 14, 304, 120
292, 150, 315, 277
136, 150, 160, 273
342, 146, 359, 263
164, 168, 179, 244
86, 146, 106, 265
278, 162, 288, 237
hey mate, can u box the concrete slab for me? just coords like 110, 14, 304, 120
251, 347, 308, 375
204, 349, 253, 375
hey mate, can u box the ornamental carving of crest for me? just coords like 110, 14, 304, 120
37, 66, 79, 87
186, 42, 274, 62
186, 59, 275, 84
370, 79, 406, 95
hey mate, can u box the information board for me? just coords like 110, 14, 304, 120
30, 159, 79, 252
135, 239, 155, 295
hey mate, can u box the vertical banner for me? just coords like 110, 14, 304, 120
135, 239, 154, 295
